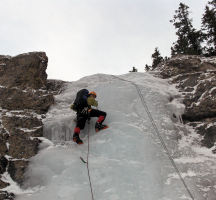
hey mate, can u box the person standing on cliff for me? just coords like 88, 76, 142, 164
70, 89, 108, 144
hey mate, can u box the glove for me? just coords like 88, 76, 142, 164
87, 96, 98, 107
70, 104, 75, 111
81, 107, 89, 115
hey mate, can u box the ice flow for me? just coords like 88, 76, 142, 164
15, 73, 210, 200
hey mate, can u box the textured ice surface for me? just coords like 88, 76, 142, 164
15, 73, 216, 200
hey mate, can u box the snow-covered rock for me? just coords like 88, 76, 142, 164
157, 55, 216, 151
0, 52, 63, 199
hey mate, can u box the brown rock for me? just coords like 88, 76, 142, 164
172, 73, 201, 89
0, 87, 54, 114
8, 135, 40, 159
157, 55, 216, 148
11, 127, 43, 137
159, 55, 216, 78
8, 160, 29, 185
29, 126, 43, 137
0, 191, 14, 200
2, 115, 42, 133
0, 121, 9, 137
0, 52, 55, 196
0, 52, 48, 89
47, 79, 66, 95
0, 179, 9, 189
0, 157, 8, 174
193, 122, 216, 148
183, 99, 216, 121
201, 126, 216, 148
0, 139, 8, 157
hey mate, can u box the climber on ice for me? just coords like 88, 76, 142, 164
70, 89, 108, 144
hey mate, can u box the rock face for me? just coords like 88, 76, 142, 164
0, 52, 47, 89
157, 55, 216, 151
0, 191, 14, 200
0, 52, 64, 199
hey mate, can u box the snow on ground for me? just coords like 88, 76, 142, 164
14, 72, 216, 200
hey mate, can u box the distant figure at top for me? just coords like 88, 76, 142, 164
129, 66, 138, 72
70, 89, 108, 144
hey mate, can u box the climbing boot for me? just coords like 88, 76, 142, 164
73, 133, 83, 144
95, 122, 108, 132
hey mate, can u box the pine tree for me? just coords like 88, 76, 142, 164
202, 0, 216, 56
145, 64, 151, 71
129, 66, 138, 72
170, 3, 203, 55
151, 47, 164, 70
164, 56, 169, 61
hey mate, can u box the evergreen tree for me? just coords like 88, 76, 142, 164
202, 0, 216, 56
164, 56, 169, 61
170, 3, 203, 55
151, 47, 163, 70
145, 64, 151, 71
129, 66, 138, 72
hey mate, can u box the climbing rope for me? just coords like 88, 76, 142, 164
87, 122, 95, 200
80, 121, 95, 200
112, 75, 195, 200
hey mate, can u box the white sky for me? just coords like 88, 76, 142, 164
0, 0, 207, 81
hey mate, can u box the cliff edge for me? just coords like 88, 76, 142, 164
0, 52, 64, 199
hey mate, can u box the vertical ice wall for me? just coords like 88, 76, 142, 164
15, 73, 215, 200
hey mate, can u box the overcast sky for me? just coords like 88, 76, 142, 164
1, 0, 207, 81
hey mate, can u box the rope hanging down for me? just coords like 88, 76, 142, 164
112, 75, 195, 200
87, 123, 95, 200
80, 122, 95, 200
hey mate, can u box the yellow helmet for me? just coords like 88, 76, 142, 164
89, 91, 97, 98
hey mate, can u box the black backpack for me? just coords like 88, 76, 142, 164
73, 89, 89, 111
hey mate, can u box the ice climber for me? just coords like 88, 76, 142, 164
70, 89, 108, 144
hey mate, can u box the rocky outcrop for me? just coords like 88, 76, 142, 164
0, 191, 14, 200
0, 52, 64, 199
0, 52, 47, 89
157, 55, 216, 151
8, 160, 29, 185
47, 79, 66, 95
0, 87, 54, 114
0, 157, 8, 175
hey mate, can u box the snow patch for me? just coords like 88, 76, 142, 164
0, 172, 39, 195
6, 142, 10, 150
174, 156, 211, 164
18, 126, 42, 133
166, 170, 196, 185
167, 98, 185, 122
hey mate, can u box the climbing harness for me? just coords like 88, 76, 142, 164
112, 75, 195, 200
80, 120, 95, 200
